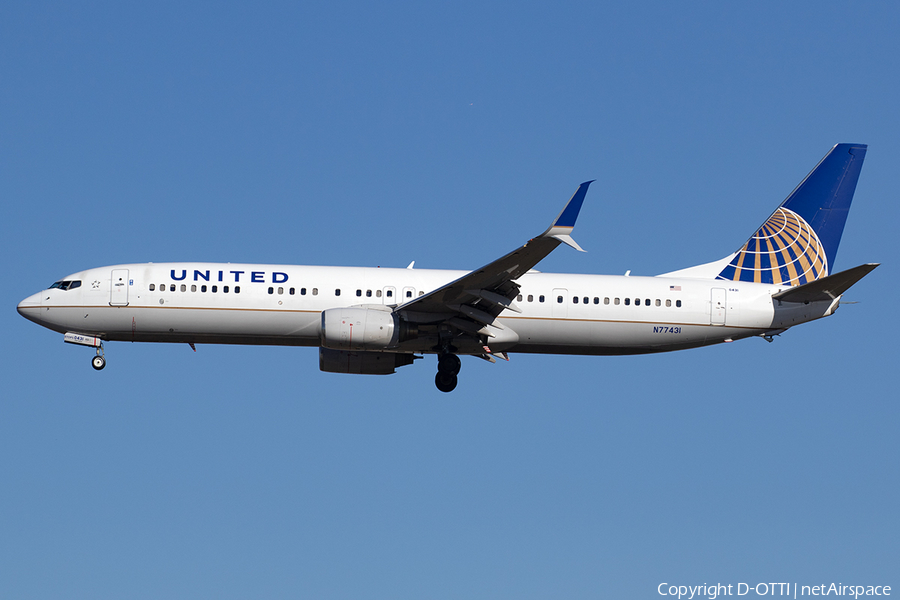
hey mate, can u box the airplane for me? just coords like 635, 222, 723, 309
18, 143, 878, 392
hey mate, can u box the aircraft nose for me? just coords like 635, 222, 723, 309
17, 292, 43, 322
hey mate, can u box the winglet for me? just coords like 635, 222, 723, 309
552, 180, 593, 228
541, 180, 594, 252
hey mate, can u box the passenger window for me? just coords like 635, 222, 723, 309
583, 297, 589, 304
301, 288, 307, 295
666, 299, 671, 307
235, 286, 240, 293
290, 288, 295, 295
366, 290, 372, 297
312, 288, 318, 296
604, 297, 609, 305
557, 296, 563, 303
635, 298, 640, 306
676, 300, 682, 308
376, 290, 382, 298
517, 294, 523, 302
406, 290, 412, 298
655, 299, 661, 307
181, 284, 187, 292
212, 285, 218, 293
170, 284, 176, 292
419, 291, 424, 296
645, 299, 651, 306
224, 286, 230, 293
625, 298, 631, 306
614, 298, 620, 305
191, 285, 197, 292
539, 295, 545, 303
149, 284, 155, 291
356, 289, 362, 297
201, 285, 207, 292
386, 290, 393, 297
268, 287, 274, 294
573, 297, 578, 304
527, 294, 533, 302
335, 289, 341, 296
278, 287, 283, 295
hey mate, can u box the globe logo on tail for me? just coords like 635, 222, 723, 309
717, 207, 827, 286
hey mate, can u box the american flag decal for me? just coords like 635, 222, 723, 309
669, 285, 682, 291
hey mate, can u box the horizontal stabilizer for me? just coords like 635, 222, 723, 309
772, 263, 879, 303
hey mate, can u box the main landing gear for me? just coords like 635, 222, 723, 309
435, 353, 461, 393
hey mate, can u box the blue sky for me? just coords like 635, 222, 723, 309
2, 2, 897, 598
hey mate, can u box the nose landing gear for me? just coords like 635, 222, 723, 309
435, 353, 461, 393
63, 333, 107, 371
91, 345, 106, 370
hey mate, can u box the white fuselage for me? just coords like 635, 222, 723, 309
17, 262, 838, 356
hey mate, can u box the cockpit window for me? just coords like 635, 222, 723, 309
48, 280, 82, 291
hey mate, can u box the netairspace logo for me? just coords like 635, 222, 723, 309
657, 582, 891, 599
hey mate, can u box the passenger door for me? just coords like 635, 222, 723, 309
710, 288, 726, 325
110, 269, 130, 306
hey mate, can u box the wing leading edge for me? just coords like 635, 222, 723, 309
394, 181, 594, 349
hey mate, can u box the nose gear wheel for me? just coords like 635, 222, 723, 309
91, 344, 106, 370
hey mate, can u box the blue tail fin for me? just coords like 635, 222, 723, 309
716, 143, 867, 286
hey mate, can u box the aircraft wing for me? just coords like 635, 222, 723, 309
772, 263, 879, 303
394, 182, 593, 334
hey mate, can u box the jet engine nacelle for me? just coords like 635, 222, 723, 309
320, 306, 400, 351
